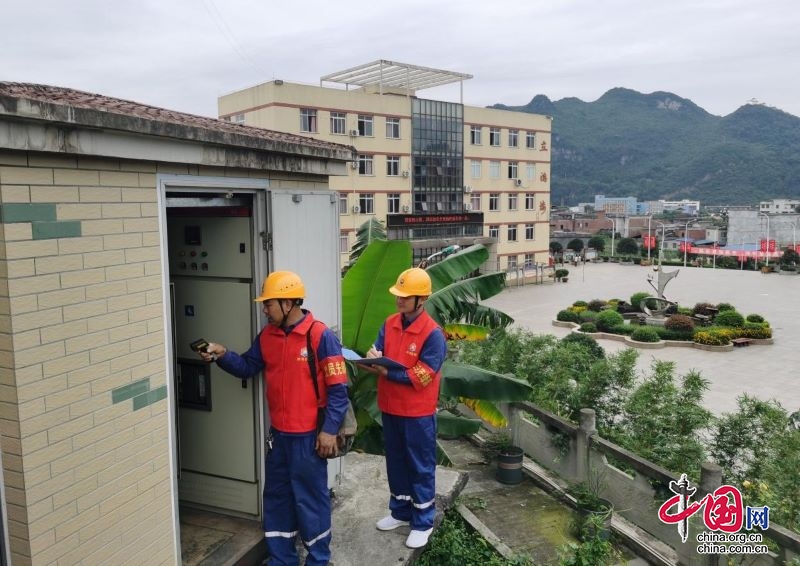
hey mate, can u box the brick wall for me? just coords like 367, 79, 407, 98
0, 150, 186, 565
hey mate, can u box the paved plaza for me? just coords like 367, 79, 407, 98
484, 262, 799, 416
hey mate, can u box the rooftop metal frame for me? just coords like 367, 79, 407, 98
320, 60, 472, 101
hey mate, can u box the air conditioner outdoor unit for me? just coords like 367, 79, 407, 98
350, 129, 359, 137
350, 161, 359, 169
352, 205, 361, 214
401, 171, 409, 178
465, 203, 473, 211
515, 179, 523, 187
464, 185, 472, 193
401, 205, 410, 213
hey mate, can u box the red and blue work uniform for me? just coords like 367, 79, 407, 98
375, 310, 446, 532
217, 310, 348, 566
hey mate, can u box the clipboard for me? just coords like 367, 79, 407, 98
341, 349, 406, 371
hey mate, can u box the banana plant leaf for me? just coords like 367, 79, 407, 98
439, 361, 532, 400
342, 240, 411, 354
436, 411, 483, 437
425, 244, 489, 290
348, 218, 387, 264
460, 398, 508, 428
443, 323, 490, 341
425, 272, 510, 326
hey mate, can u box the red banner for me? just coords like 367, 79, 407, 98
760, 239, 767, 252
768, 239, 776, 252
796, 244, 800, 254
684, 245, 781, 258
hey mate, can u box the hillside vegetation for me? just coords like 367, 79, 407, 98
492, 88, 800, 206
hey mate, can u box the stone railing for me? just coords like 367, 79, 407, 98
506, 401, 800, 566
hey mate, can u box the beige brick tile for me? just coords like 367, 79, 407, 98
77, 157, 120, 171
32, 530, 79, 564
137, 172, 157, 187
40, 319, 87, 345
67, 391, 109, 420
101, 203, 142, 219
17, 375, 67, 404
141, 232, 161, 246
0, 383, 17, 404
144, 261, 162, 277
86, 311, 129, 333
26, 471, 76, 509
89, 341, 131, 364
67, 449, 115, 482
140, 202, 158, 216
129, 332, 163, 352
46, 412, 94, 444
34, 287, 86, 310
4, 366, 42, 390
0, 166, 54, 185
3, 485, 25, 508
125, 275, 161, 295
53, 494, 98, 538
99, 445, 150, 485
42, 351, 91, 379
0, 151, 27, 166
20, 437, 72, 471
29, 500, 78, 542
105, 262, 144, 281
80, 218, 125, 236
7, 273, 60, 297
73, 418, 135, 452
44, 382, 92, 412
60, 266, 105, 288
123, 161, 156, 173
107, 292, 147, 314
58, 235, 103, 255
0, 350, 15, 370
18, 406, 70, 439
108, 350, 149, 375
99, 171, 140, 187
131, 358, 167, 381
125, 246, 160, 264
55, 202, 102, 220
50, 441, 95, 475
0, 184, 31, 203
121, 188, 156, 203
14, 341, 65, 368
26, 494, 53, 523
91, 399, 130, 426
4, 240, 59, 260
11, 329, 41, 351
30, 185, 79, 203
65, 330, 109, 355
128, 303, 162, 322
103, 232, 143, 250
11, 308, 63, 333
63, 298, 107, 322
53, 168, 100, 186
33, 253, 84, 275
28, 527, 56, 556
27, 155, 77, 169
108, 321, 147, 342
156, 164, 190, 175
136, 466, 167, 495
83, 249, 125, 268
3, 223, 33, 241
66, 361, 111, 387
123, 217, 159, 232
0, 400, 21, 424
85, 280, 127, 300
18, 461, 51, 489
9, 295, 39, 315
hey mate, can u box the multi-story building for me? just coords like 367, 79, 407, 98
218, 60, 552, 271
759, 198, 800, 214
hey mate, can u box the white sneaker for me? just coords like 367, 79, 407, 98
405, 528, 433, 548
376, 515, 410, 531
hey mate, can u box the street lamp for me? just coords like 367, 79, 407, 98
605, 217, 615, 258
647, 215, 653, 262
758, 212, 771, 266
683, 219, 695, 267
655, 221, 667, 264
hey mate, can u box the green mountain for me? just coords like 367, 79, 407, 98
492, 88, 800, 206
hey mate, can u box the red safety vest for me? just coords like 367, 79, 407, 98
377, 311, 442, 417
259, 314, 348, 432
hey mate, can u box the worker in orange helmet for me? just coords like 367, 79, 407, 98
362, 267, 447, 549
200, 271, 348, 565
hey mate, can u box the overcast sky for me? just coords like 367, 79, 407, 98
3, 0, 799, 119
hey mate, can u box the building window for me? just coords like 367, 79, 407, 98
508, 161, 519, 179
300, 108, 318, 133
330, 112, 346, 135
339, 231, 349, 253
488, 225, 499, 239
526, 163, 535, 180
358, 155, 373, 175
508, 129, 519, 147
359, 193, 375, 214
386, 117, 400, 139
489, 193, 499, 211
525, 223, 535, 240
470, 193, 481, 211
507, 224, 518, 242
358, 115, 374, 137
470, 126, 482, 145
508, 193, 518, 211
388, 193, 400, 214
525, 193, 535, 210
387, 155, 400, 176
339, 193, 348, 215
508, 255, 518, 269
233, 113, 245, 124
524, 253, 534, 268
526, 131, 536, 148
489, 127, 501, 146
489, 161, 500, 179
471, 160, 481, 179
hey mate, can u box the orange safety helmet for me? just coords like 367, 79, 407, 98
389, 268, 432, 297
254, 271, 305, 302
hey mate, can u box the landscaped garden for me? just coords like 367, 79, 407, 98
554, 292, 773, 348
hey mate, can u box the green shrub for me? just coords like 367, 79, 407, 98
631, 326, 661, 343
572, 300, 589, 307
714, 310, 745, 327
557, 310, 580, 323
579, 322, 598, 334
746, 314, 765, 323
630, 292, 651, 311
717, 302, 735, 312
655, 327, 694, 341
693, 331, 730, 346
665, 314, 695, 332
677, 306, 694, 316
562, 331, 605, 359
693, 302, 717, 316
587, 299, 607, 312
596, 310, 624, 332
737, 325, 772, 339
579, 310, 599, 322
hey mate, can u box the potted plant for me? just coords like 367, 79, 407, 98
482, 429, 524, 485
567, 469, 613, 541
555, 268, 570, 282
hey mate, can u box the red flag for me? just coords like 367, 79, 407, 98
760, 239, 767, 252
768, 239, 776, 252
